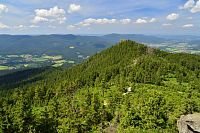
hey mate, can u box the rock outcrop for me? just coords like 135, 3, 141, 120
177, 113, 200, 133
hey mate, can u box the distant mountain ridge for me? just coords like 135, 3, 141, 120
0, 34, 168, 56
101, 33, 168, 43
0, 34, 110, 56
2, 34, 199, 57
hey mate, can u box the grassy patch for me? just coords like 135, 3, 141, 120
52, 63, 63, 67
42, 55, 62, 60
54, 60, 67, 64
32, 58, 48, 62
0, 65, 10, 70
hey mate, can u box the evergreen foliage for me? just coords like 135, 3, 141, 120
1, 40, 200, 132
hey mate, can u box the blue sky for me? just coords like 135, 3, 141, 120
0, 0, 199, 35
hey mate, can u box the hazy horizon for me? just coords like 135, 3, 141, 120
0, 33, 199, 37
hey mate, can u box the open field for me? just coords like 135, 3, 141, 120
0, 53, 82, 72
0, 66, 10, 70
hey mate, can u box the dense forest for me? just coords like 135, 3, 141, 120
0, 34, 166, 57
1, 40, 200, 132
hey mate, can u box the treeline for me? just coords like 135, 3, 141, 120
1, 40, 200, 132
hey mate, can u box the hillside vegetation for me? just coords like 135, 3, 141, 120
1, 40, 200, 132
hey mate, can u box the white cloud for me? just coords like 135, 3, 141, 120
149, 18, 157, 23
13, 25, 39, 29
78, 18, 117, 26
135, 18, 147, 24
17, 25, 24, 28
29, 25, 39, 28
33, 16, 49, 23
35, 6, 65, 18
32, 6, 66, 24
191, 0, 200, 13
0, 4, 8, 13
68, 17, 157, 30
0, 22, 9, 29
162, 23, 172, 26
181, 0, 200, 13
180, 0, 195, 9
120, 19, 131, 24
135, 18, 157, 24
166, 13, 179, 20
182, 24, 194, 28
67, 25, 79, 30
67, 25, 75, 29
79, 22, 91, 27
68, 18, 134, 30
68, 4, 81, 13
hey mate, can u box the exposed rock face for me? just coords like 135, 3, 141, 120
104, 124, 117, 133
177, 113, 200, 133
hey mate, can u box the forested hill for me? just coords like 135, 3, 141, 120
1, 40, 200, 132
0, 34, 166, 56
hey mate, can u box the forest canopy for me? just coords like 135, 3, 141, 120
1, 40, 200, 133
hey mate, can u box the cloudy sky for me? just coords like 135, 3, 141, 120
0, 0, 199, 35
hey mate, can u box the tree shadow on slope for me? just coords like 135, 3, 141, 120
0, 67, 49, 90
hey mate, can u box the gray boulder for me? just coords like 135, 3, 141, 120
177, 113, 200, 133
